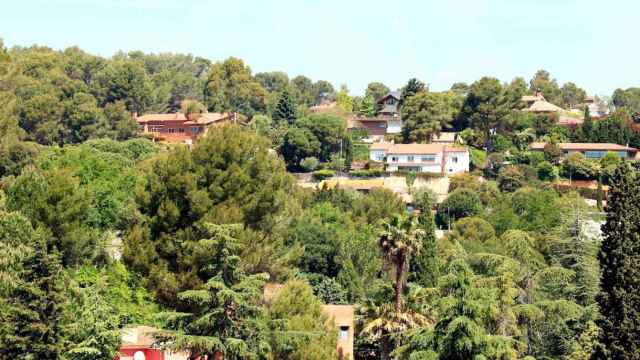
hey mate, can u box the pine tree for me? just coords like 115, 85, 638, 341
273, 89, 296, 125
0, 239, 68, 359
594, 163, 640, 359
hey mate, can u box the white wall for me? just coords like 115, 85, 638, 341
444, 151, 469, 173
369, 150, 387, 162
387, 119, 402, 133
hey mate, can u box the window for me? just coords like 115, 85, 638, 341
376, 154, 384, 161
168, 128, 176, 133
339, 326, 349, 340
618, 151, 628, 158
585, 151, 607, 159
191, 127, 201, 134
178, 127, 185, 133
421, 155, 436, 162
407, 155, 414, 162
451, 156, 458, 163
391, 156, 398, 162
378, 123, 386, 128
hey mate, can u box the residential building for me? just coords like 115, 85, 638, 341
370, 143, 469, 174
115, 326, 188, 360
528, 142, 638, 159
584, 96, 610, 119
309, 101, 337, 113
136, 112, 237, 145
349, 91, 402, 140
322, 305, 355, 359
522, 91, 565, 113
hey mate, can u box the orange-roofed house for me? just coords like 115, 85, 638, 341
370, 143, 469, 174
528, 142, 638, 160
136, 112, 237, 145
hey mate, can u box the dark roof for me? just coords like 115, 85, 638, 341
378, 91, 401, 103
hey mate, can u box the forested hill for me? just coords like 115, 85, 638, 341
3, 40, 640, 360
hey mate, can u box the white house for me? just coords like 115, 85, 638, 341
369, 143, 469, 174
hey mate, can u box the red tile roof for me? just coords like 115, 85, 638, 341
136, 112, 233, 125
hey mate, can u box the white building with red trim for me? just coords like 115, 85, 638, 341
369, 143, 469, 174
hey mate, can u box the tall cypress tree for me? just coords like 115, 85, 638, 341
594, 163, 640, 359
582, 106, 593, 141
273, 88, 296, 125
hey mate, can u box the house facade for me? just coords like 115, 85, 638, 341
370, 143, 469, 174
349, 91, 402, 139
115, 326, 188, 360
529, 142, 638, 159
136, 112, 237, 145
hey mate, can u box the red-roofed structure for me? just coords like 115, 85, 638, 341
136, 112, 237, 145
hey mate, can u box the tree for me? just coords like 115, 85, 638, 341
95, 59, 153, 113
155, 223, 270, 360
66, 281, 121, 360
336, 85, 353, 112
498, 165, 526, 192
125, 125, 296, 303
180, 99, 207, 120
312, 80, 335, 105
204, 57, 267, 116
561, 82, 587, 109
401, 91, 460, 143
0, 219, 68, 359
377, 215, 425, 311
255, 71, 289, 93
612, 87, 640, 115
358, 94, 376, 117
582, 106, 593, 140
268, 279, 338, 360
529, 70, 562, 106
400, 78, 426, 105
458, 77, 507, 150
291, 75, 314, 106
437, 188, 483, 226
365, 82, 390, 103
594, 163, 640, 359
273, 88, 296, 124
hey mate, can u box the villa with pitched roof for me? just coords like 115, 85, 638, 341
349, 91, 402, 139
136, 112, 237, 145
370, 143, 469, 174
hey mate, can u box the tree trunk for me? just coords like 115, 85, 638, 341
395, 255, 404, 312
381, 333, 392, 360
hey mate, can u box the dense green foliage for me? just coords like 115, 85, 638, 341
3, 40, 640, 360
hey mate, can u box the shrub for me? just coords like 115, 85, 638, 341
350, 169, 384, 178
543, 143, 562, 164
437, 188, 483, 226
536, 161, 557, 181
484, 153, 505, 179
525, 151, 546, 167
300, 157, 319, 172
561, 153, 595, 180
449, 173, 481, 192
312, 169, 335, 181
469, 148, 487, 171
497, 165, 526, 192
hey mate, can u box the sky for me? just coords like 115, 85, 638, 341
1, 0, 639, 96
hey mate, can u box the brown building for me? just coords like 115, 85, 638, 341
136, 112, 237, 145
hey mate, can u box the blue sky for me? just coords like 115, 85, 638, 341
1, 0, 638, 96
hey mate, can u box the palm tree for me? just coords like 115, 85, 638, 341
360, 302, 429, 360
378, 215, 425, 311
